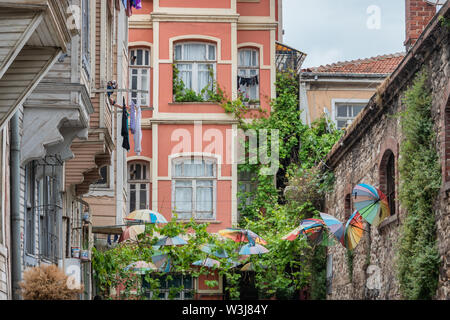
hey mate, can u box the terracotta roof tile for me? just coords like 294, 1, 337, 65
302, 52, 406, 74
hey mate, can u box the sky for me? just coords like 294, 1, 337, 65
282, 0, 406, 68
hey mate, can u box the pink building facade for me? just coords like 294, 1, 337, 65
127, 0, 282, 236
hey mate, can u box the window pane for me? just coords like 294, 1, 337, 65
352, 105, 364, 117
175, 45, 182, 61
197, 186, 213, 212
139, 186, 147, 209
176, 64, 193, 90
143, 165, 147, 180
130, 189, 136, 212
337, 105, 348, 117
175, 185, 192, 212
145, 50, 149, 66
208, 45, 215, 60
183, 276, 193, 289
198, 64, 213, 93
337, 120, 347, 129
183, 44, 207, 61
130, 50, 135, 65
136, 49, 143, 65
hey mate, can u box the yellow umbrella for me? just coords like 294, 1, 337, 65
124, 209, 168, 224
344, 211, 365, 250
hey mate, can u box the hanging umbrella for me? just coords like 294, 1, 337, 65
320, 212, 345, 246
282, 218, 325, 244
155, 236, 187, 246
240, 262, 268, 272
200, 244, 229, 258
119, 225, 145, 243
124, 261, 157, 274
124, 209, 168, 224
192, 258, 221, 268
150, 253, 171, 272
344, 211, 365, 250
352, 184, 390, 227
219, 228, 267, 246
239, 243, 269, 255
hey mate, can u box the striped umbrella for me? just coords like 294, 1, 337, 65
344, 211, 365, 250
352, 184, 390, 227
320, 212, 345, 246
192, 258, 221, 268
124, 209, 168, 224
239, 243, 269, 255
155, 236, 187, 246
219, 228, 267, 246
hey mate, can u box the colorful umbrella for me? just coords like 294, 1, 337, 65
239, 243, 269, 255
344, 211, 365, 250
282, 219, 325, 244
119, 225, 145, 243
192, 258, 221, 268
124, 261, 157, 274
200, 244, 229, 258
124, 209, 168, 224
155, 236, 187, 246
240, 262, 268, 272
219, 228, 267, 246
150, 253, 171, 272
352, 184, 390, 227
320, 212, 345, 246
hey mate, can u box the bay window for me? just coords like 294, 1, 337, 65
238, 48, 259, 103
129, 48, 150, 106
172, 158, 216, 220
174, 43, 216, 100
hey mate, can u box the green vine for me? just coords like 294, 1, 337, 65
397, 70, 441, 300
172, 64, 224, 103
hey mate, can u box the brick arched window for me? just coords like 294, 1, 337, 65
379, 150, 396, 216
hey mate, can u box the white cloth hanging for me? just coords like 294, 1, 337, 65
133, 103, 142, 156
130, 100, 136, 134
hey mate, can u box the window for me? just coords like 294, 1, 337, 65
386, 153, 396, 216
380, 150, 396, 217
143, 274, 194, 300
82, 0, 90, 78
129, 48, 150, 106
344, 193, 352, 221
94, 166, 109, 187
335, 103, 365, 129
174, 42, 216, 99
38, 174, 59, 262
172, 158, 216, 220
238, 49, 259, 102
128, 162, 150, 212
238, 170, 257, 213
25, 161, 37, 255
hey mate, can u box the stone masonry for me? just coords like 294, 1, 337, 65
323, 4, 450, 300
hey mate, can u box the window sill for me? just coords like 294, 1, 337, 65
378, 214, 398, 230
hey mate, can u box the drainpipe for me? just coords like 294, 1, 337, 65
10, 112, 22, 300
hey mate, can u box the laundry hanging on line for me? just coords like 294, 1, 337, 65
237, 75, 259, 88
122, 0, 142, 17
121, 97, 130, 151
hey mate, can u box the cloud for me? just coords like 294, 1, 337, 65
282, 0, 406, 68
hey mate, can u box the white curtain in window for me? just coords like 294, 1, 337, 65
175, 181, 192, 212
177, 64, 193, 90
198, 64, 213, 93
196, 181, 213, 213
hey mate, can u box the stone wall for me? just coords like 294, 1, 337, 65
324, 9, 450, 300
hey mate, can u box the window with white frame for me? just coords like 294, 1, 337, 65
128, 162, 150, 212
172, 158, 216, 220
238, 48, 259, 103
335, 103, 365, 129
24, 161, 37, 255
174, 42, 216, 99
82, 0, 90, 78
129, 48, 150, 106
